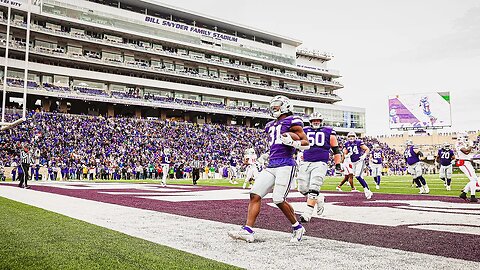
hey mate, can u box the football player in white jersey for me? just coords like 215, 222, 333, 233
456, 133, 478, 202
243, 148, 258, 189
336, 152, 358, 192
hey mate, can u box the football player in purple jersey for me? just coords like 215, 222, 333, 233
404, 140, 429, 194
160, 148, 171, 187
297, 112, 342, 222
370, 144, 384, 190
228, 96, 310, 243
344, 132, 373, 199
436, 142, 455, 191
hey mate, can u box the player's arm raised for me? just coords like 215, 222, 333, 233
281, 125, 310, 150
330, 135, 342, 171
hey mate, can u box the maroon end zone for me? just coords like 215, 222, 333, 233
2, 182, 479, 262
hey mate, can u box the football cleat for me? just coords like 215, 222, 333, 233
290, 224, 306, 242
364, 189, 373, 200
470, 196, 478, 203
228, 226, 254, 243
351, 189, 360, 192
336, 186, 342, 192
419, 187, 426, 194
459, 192, 467, 201
446, 186, 451, 191
317, 197, 325, 216
300, 213, 311, 223
375, 184, 380, 190
423, 185, 430, 194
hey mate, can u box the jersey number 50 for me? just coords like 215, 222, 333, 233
306, 132, 325, 147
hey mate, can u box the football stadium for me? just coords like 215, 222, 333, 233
0, 0, 479, 269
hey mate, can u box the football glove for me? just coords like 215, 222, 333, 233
280, 133, 294, 146
280, 133, 309, 150
335, 163, 343, 175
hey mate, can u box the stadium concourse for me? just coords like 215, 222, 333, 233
0, 111, 404, 179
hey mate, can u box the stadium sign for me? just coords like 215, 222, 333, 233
0, 0, 22, 7
145, 16, 239, 43
388, 92, 452, 130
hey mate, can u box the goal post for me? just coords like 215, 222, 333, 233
1, 0, 32, 130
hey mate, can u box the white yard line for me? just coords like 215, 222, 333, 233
0, 185, 478, 270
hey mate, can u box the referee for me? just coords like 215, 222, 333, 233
19, 142, 33, 189
192, 156, 201, 185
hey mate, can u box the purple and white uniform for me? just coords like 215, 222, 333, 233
160, 154, 171, 186
229, 157, 238, 179
251, 115, 303, 203
161, 154, 171, 165
438, 149, 454, 179
344, 140, 365, 163
297, 126, 335, 193
405, 146, 422, 177
344, 139, 366, 177
370, 149, 383, 178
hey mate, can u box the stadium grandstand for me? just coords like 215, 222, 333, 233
0, 0, 365, 134
0, 110, 399, 180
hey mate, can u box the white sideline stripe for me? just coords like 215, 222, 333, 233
0, 185, 478, 270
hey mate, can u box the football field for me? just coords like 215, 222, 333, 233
0, 174, 479, 270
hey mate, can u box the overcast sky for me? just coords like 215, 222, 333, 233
156, 0, 480, 135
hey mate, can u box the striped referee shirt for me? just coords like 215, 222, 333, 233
192, 160, 201, 169
20, 150, 32, 164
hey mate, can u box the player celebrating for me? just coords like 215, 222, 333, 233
419, 96, 437, 125
370, 144, 384, 190
297, 112, 342, 222
436, 142, 455, 191
160, 148, 171, 187
243, 148, 258, 189
228, 95, 310, 242
344, 132, 373, 199
456, 133, 478, 202
404, 140, 429, 194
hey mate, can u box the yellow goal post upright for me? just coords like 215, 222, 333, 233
1, 0, 32, 131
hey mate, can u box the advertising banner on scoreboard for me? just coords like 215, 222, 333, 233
388, 92, 451, 129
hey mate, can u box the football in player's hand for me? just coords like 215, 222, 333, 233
282, 132, 300, 141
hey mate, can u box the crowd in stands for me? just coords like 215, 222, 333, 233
0, 112, 410, 181
2, 22, 342, 100
2, 78, 275, 116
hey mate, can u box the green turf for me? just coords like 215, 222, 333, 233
2, 173, 472, 197
84, 174, 471, 197
0, 197, 241, 270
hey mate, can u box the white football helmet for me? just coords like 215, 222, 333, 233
405, 140, 414, 146
443, 142, 450, 150
163, 148, 171, 155
373, 143, 380, 149
347, 132, 356, 142
269, 95, 293, 118
245, 148, 255, 155
309, 112, 323, 129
